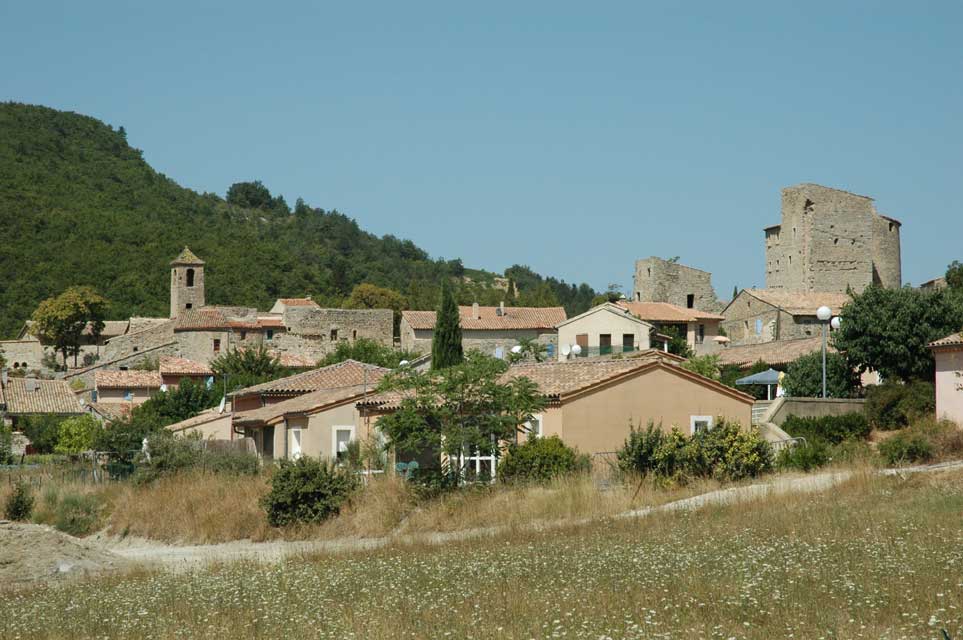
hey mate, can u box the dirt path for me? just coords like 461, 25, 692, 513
102, 460, 963, 569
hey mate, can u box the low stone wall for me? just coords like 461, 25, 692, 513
62, 341, 179, 389
764, 397, 866, 426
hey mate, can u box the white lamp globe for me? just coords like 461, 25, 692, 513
510, 345, 522, 354
830, 316, 841, 330
816, 305, 832, 322
399, 360, 409, 367
571, 344, 582, 356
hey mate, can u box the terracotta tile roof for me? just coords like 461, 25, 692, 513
174, 307, 229, 331
930, 332, 963, 348
740, 289, 851, 316
257, 316, 285, 328
276, 298, 320, 308
87, 402, 132, 422
617, 301, 724, 323
402, 306, 567, 331
166, 406, 231, 432
228, 320, 262, 330
234, 385, 375, 427
716, 337, 832, 368
2, 378, 84, 415
171, 247, 204, 265
275, 353, 316, 368
159, 356, 213, 377
230, 359, 390, 397
95, 370, 164, 389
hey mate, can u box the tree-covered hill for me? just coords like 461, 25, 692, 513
0, 103, 596, 337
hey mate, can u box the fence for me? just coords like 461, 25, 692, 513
574, 346, 639, 358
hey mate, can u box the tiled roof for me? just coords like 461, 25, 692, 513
87, 402, 132, 422
740, 289, 851, 316
230, 359, 390, 397
22, 320, 129, 338
275, 353, 316, 368
716, 337, 832, 368
402, 306, 567, 331
3, 378, 84, 415
174, 307, 228, 331
257, 316, 285, 328
930, 333, 963, 349
234, 385, 375, 427
166, 406, 231, 432
171, 247, 204, 265
617, 301, 724, 323
276, 298, 320, 308
95, 370, 164, 389
159, 356, 213, 377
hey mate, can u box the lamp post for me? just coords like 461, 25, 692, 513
816, 305, 832, 397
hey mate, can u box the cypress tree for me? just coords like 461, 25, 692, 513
432, 280, 463, 370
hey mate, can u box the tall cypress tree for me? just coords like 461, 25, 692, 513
432, 280, 464, 370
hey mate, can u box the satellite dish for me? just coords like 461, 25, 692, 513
218, 396, 226, 414
561, 344, 571, 357
571, 344, 582, 356
510, 345, 522, 354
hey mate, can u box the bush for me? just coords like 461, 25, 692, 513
262, 456, 359, 527
879, 432, 934, 466
0, 425, 13, 465
54, 493, 102, 536
781, 413, 871, 445
498, 435, 590, 483
4, 480, 34, 521
864, 381, 935, 430
20, 415, 65, 455
134, 431, 259, 484
617, 422, 666, 477
777, 441, 831, 471
782, 351, 860, 398
54, 415, 100, 455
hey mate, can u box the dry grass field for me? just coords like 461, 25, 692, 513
2, 467, 962, 639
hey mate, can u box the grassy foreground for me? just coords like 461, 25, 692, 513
3, 469, 963, 639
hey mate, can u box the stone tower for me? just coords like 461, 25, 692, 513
764, 184, 901, 294
632, 257, 722, 312
170, 247, 205, 318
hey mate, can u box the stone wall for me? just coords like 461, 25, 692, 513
63, 341, 179, 390
104, 321, 176, 361
632, 257, 722, 312
175, 329, 233, 364
272, 307, 394, 360
0, 339, 44, 371
765, 184, 902, 294
720, 293, 823, 346
404, 327, 557, 358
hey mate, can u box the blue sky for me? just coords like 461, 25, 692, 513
2, 2, 961, 297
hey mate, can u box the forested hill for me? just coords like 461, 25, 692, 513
0, 103, 597, 337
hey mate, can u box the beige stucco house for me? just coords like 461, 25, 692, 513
555, 303, 652, 360
931, 333, 963, 427
617, 301, 724, 355
400, 303, 565, 357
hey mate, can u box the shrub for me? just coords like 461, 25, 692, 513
20, 415, 66, 455
134, 431, 259, 483
498, 435, 590, 483
0, 424, 13, 465
4, 480, 34, 521
782, 351, 860, 398
879, 432, 934, 466
54, 493, 102, 536
777, 441, 830, 471
262, 456, 359, 527
864, 381, 935, 430
781, 413, 871, 445
54, 415, 100, 455
617, 421, 666, 477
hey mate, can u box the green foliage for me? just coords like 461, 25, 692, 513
29, 286, 108, 367
0, 103, 598, 338
132, 356, 160, 371
879, 432, 934, 466
681, 354, 721, 381
54, 415, 99, 455
134, 431, 260, 484
946, 260, 963, 290
590, 284, 623, 307
318, 338, 417, 369
503, 265, 597, 318
498, 436, 590, 483
4, 480, 34, 521
0, 345, 5, 368
262, 456, 359, 527
782, 351, 860, 398
617, 419, 772, 482
834, 285, 963, 382
777, 441, 831, 471
506, 337, 548, 364
136, 378, 223, 426
780, 413, 871, 446
377, 352, 546, 486
659, 325, 693, 358
431, 280, 463, 370
0, 424, 13, 465
53, 493, 102, 536
864, 381, 935, 430
343, 283, 407, 334
720, 360, 773, 400
210, 345, 287, 392
20, 415, 67, 455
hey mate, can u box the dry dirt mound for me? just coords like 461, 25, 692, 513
0, 521, 130, 585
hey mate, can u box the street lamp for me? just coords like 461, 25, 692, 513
816, 305, 832, 398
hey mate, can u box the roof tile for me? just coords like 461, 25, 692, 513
403, 306, 566, 331
230, 359, 389, 397
930, 332, 963, 348
95, 370, 164, 389
617, 301, 724, 322
159, 356, 214, 376
716, 337, 832, 367
3, 378, 84, 415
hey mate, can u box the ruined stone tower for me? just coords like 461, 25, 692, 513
632, 257, 723, 312
764, 184, 901, 294
170, 247, 205, 318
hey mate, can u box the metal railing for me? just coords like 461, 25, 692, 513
574, 345, 639, 358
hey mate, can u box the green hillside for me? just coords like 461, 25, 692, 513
0, 103, 596, 337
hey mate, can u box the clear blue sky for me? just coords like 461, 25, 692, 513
2, 2, 961, 297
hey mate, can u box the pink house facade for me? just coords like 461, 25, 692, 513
931, 333, 963, 427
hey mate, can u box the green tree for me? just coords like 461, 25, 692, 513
590, 283, 623, 307
210, 345, 286, 392
376, 352, 545, 486
834, 285, 963, 381
946, 260, 963, 291
318, 338, 417, 369
226, 180, 274, 209
782, 351, 860, 398
681, 354, 721, 380
518, 281, 561, 307
343, 283, 407, 335
659, 325, 693, 358
0, 345, 5, 368
29, 286, 108, 367
136, 378, 222, 426
431, 280, 463, 370
20, 415, 66, 454
54, 415, 100, 454
507, 337, 548, 364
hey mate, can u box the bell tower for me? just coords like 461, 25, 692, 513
170, 247, 205, 318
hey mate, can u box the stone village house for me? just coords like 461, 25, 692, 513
931, 333, 963, 427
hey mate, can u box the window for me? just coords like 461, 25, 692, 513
186, 268, 195, 287
213, 338, 221, 353
686, 294, 695, 309
352, 329, 357, 340
124, 389, 133, 402
240, 331, 247, 340
697, 324, 705, 345
755, 319, 763, 335
526, 414, 543, 438
333, 426, 354, 462
690, 415, 713, 435
262, 425, 275, 459
185, 303, 192, 309
636, 292, 641, 301
266, 329, 274, 341
330, 329, 338, 341
132, 347, 139, 352
289, 428, 303, 460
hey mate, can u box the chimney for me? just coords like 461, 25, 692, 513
498, 301, 505, 317
25, 378, 38, 393
472, 302, 480, 320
